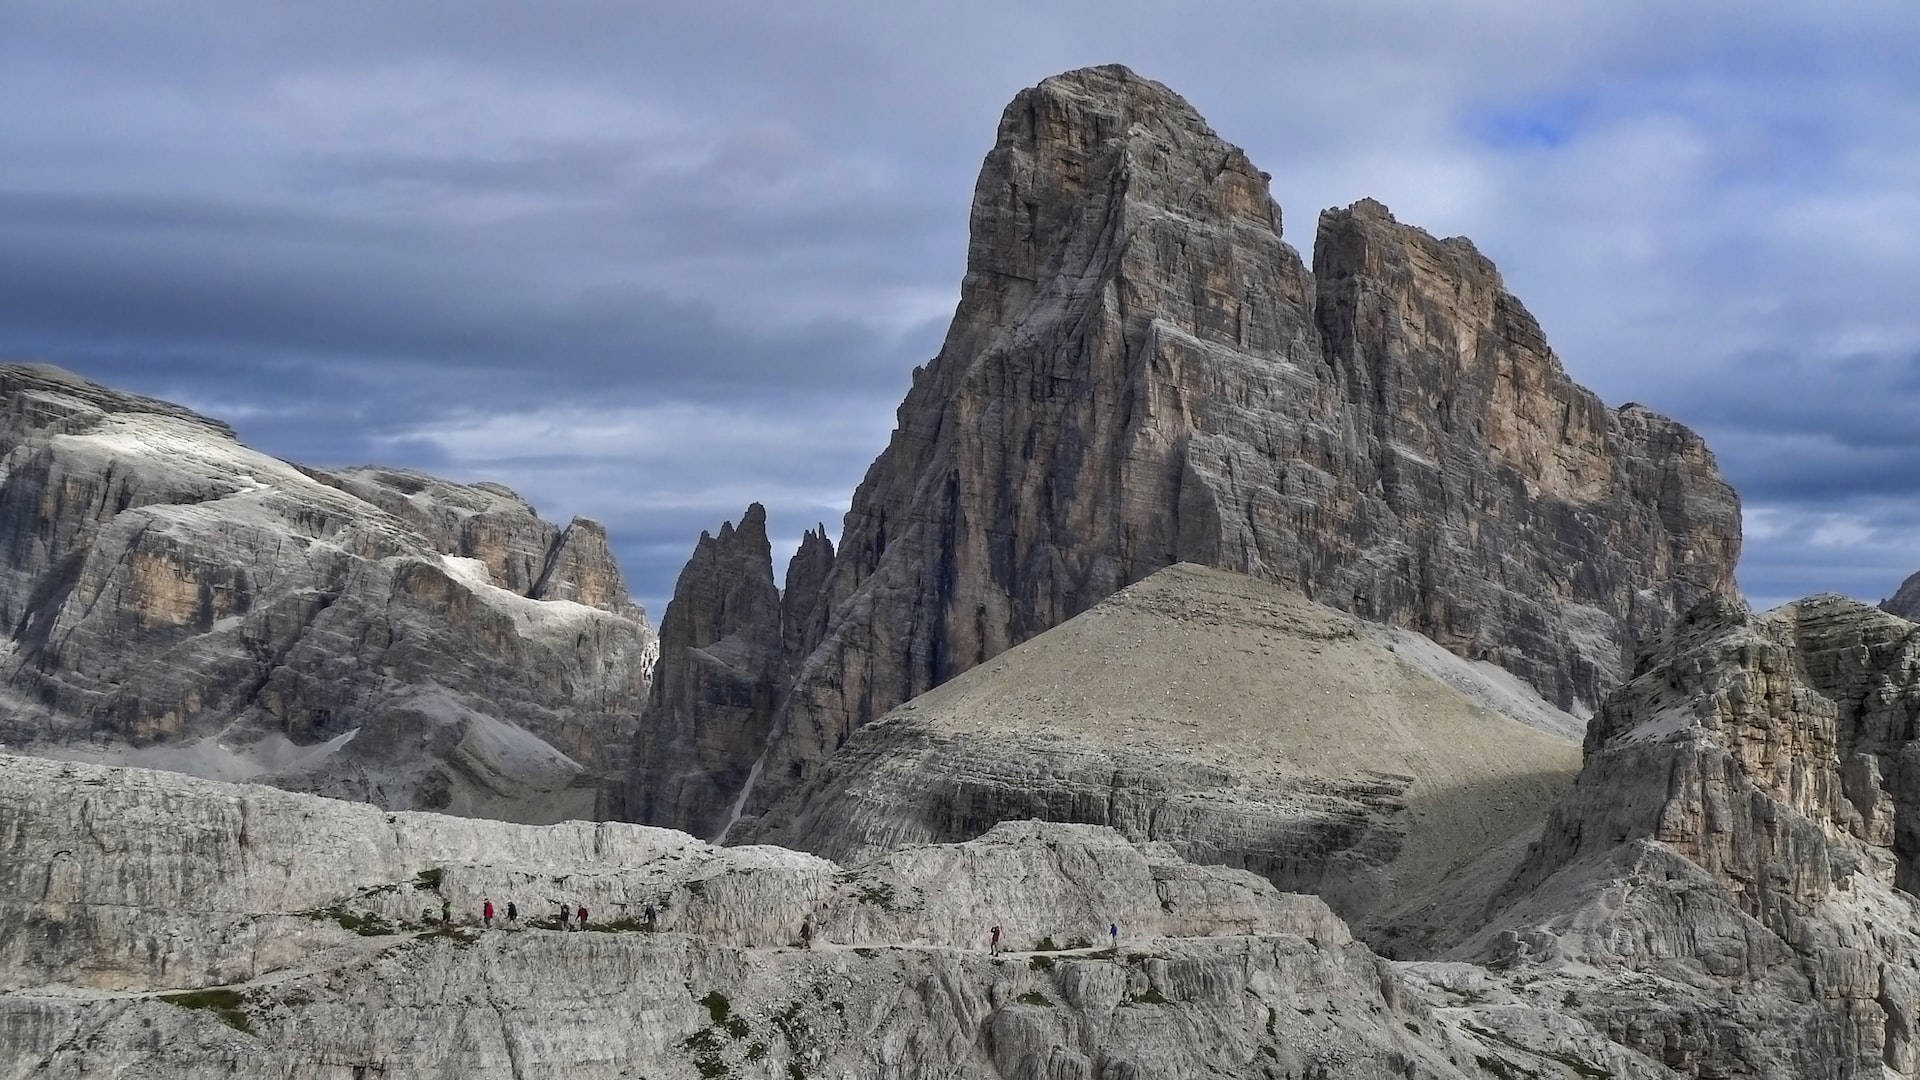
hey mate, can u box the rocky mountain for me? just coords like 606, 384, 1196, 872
632, 64, 1740, 837
1461, 593, 1920, 1078
749, 562, 1584, 956
0, 364, 656, 821
9, 582, 1920, 1078
0, 752, 1683, 1079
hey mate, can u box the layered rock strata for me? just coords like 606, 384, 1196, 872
751, 563, 1583, 955
0, 364, 656, 821
632, 63, 1740, 834
0, 753, 1675, 1079
1464, 594, 1920, 1078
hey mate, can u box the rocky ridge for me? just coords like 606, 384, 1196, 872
1460, 594, 1920, 1078
0, 364, 656, 821
633, 63, 1741, 836
0, 753, 1677, 1079
749, 562, 1584, 956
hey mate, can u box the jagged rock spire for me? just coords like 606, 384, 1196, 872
624, 504, 784, 836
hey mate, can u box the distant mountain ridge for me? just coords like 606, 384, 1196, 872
0, 362, 656, 820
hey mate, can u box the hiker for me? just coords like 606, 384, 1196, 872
799, 918, 813, 949
557, 903, 570, 930
643, 904, 657, 931
483, 899, 494, 928
441, 899, 452, 925
576, 904, 589, 930
990, 925, 1001, 954
1109, 922, 1118, 948
506, 901, 517, 925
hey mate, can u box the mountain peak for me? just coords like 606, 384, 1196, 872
635, 67, 1741, 837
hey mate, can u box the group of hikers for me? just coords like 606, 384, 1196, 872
430, 902, 1119, 949
988, 923, 1119, 953
437, 897, 590, 930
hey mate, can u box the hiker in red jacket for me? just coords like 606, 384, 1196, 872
483, 899, 494, 928
990, 925, 1001, 954
576, 904, 589, 930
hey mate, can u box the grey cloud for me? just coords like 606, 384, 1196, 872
4, 1, 1920, 613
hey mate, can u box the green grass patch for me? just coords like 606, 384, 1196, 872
1028, 955, 1054, 972
1015, 991, 1052, 1006
411, 867, 443, 893
157, 988, 251, 1033
1127, 986, 1169, 1006
414, 924, 480, 948
1474, 1055, 1522, 1080
683, 1028, 722, 1053
1464, 1020, 1611, 1079
308, 904, 396, 937
1033, 936, 1058, 952
700, 990, 733, 1025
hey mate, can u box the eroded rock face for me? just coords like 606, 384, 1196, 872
750, 563, 1583, 957
0, 364, 656, 821
0, 753, 1677, 1079
1468, 594, 1920, 1078
632, 64, 1739, 833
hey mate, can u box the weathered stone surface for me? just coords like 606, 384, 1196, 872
0, 364, 656, 822
751, 563, 1583, 956
1466, 594, 1920, 1078
0, 753, 1674, 1079
632, 64, 1739, 834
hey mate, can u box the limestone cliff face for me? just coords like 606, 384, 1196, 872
0, 753, 1681, 1079
631, 64, 1739, 832
0, 364, 656, 821
1468, 595, 1920, 1078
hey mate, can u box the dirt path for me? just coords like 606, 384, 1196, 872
6, 934, 1172, 1004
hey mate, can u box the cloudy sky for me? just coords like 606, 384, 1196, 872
3, 2, 1916, 615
